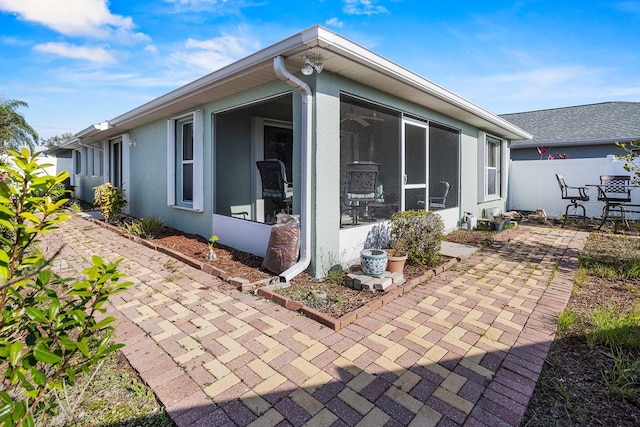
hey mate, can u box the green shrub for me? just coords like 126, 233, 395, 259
121, 216, 165, 239
68, 200, 83, 214
93, 182, 127, 224
389, 209, 444, 267
0, 149, 131, 426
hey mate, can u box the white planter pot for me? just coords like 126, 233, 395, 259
360, 249, 388, 277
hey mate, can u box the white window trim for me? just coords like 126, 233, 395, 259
478, 131, 507, 202
77, 148, 87, 176
167, 109, 203, 211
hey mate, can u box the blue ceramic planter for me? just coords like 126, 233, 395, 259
361, 249, 388, 277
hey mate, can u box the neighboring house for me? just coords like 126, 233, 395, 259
53, 25, 530, 279
501, 102, 640, 160
504, 102, 640, 218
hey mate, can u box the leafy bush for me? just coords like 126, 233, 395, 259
363, 223, 390, 250
120, 216, 165, 239
0, 149, 131, 426
93, 183, 127, 224
389, 209, 444, 267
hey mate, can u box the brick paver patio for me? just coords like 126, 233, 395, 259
42, 216, 587, 426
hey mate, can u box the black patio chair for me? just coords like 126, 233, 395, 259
596, 175, 632, 229
555, 174, 590, 228
256, 159, 293, 221
343, 162, 380, 225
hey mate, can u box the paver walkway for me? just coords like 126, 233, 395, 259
42, 217, 587, 426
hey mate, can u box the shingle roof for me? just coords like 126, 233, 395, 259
500, 102, 640, 147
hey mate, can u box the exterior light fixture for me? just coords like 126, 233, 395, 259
301, 57, 314, 75
301, 56, 323, 75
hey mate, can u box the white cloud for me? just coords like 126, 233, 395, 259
325, 17, 344, 28
480, 65, 607, 88
343, 0, 388, 16
169, 34, 259, 73
453, 64, 638, 113
0, 0, 148, 41
34, 42, 116, 64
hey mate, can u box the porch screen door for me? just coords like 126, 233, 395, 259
402, 119, 428, 210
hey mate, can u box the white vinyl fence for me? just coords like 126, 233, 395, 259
508, 155, 640, 220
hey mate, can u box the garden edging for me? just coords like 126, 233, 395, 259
257, 256, 462, 331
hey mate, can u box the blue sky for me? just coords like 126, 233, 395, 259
1, 0, 639, 141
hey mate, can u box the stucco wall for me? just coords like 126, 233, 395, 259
124, 81, 294, 239
95, 68, 508, 278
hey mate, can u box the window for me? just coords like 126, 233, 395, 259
178, 118, 194, 203
485, 134, 502, 198
428, 123, 459, 210
167, 110, 203, 210
88, 147, 103, 176
339, 94, 461, 223
74, 149, 83, 175
340, 95, 401, 224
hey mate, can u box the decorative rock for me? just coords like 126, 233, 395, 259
388, 271, 405, 285
373, 277, 393, 291
347, 271, 404, 291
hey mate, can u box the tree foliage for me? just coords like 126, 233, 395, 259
41, 133, 74, 150
0, 98, 38, 154
616, 140, 640, 184
0, 149, 131, 426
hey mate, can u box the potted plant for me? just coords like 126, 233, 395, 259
490, 216, 505, 231
386, 236, 408, 273
360, 224, 389, 277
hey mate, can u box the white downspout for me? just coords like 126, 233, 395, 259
273, 55, 312, 282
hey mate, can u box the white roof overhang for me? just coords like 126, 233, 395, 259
78, 26, 531, 143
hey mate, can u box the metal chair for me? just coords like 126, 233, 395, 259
429, 181, 450, 209
596, 175, 631, 229
343, 162, 380, 225
555, 174, 590, 228
256, 159, 293, 221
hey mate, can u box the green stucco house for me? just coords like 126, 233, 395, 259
57, 26, 531, 279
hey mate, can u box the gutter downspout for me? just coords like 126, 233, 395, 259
273, 55, 312, 282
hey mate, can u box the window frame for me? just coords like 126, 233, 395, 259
74, 148, 84, 176
88, 146, 103, 177
167, 110, 204, 211
480, 131, 507, 201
